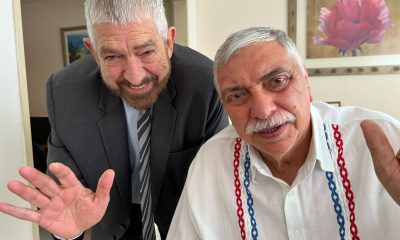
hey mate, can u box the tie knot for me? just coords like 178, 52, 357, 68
138, 109, 147, 117
137, 109, 151, 127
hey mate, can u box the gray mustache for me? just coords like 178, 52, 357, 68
245, 111, 296, 135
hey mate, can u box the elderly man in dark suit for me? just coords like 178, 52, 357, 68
0, 0, 228, 240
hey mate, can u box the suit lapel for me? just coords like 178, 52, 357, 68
150, 84, 176, 208
97, 83, 131, 213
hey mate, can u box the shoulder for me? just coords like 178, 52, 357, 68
162, 44, 218, 106
47, 55, 100, 89
169, 44, 214, 89
311, 101, 400, 147
190, 125, 238, 169
46, 55, 110, 111
312, 101, 399, 127
46, 55, 104, 104
183, 125, 239, 200
171, 44, 213, 69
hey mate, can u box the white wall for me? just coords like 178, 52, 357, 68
22, 0, 86, 117
173, 0, 188, 45
187, 0, 400, 119
0, 0, 38, 239
187, 0, 287, 59
309, 74, 400, 118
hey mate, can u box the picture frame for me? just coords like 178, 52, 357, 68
288, 0, 400, 76
61, 26, 90, 66
326, 101, 341, 107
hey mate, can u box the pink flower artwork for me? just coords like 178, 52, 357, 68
313, 0, 394, 56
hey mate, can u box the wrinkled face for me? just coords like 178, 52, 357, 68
217, 41, 313, 161
85, 20, 175, 109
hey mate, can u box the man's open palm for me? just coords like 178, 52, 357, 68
361, 120, 400, 205
0, 162, 115, 239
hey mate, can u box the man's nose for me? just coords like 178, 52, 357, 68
250, 90, 277, 119
124, 57, 146, 85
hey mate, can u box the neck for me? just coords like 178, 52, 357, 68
260, 127, 312, 186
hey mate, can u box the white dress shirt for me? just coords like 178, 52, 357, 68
123, 100, 142, 204
167, 101, 400, 240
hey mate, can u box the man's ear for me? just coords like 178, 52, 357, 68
166, 27, 176, 58
83, 38, 99, 64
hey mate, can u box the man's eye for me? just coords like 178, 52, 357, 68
104, 55, 120, 62
226, 91, 247, 105
268, 75, 289, 90
142, 50, 156, 57
102, 55, 121, 65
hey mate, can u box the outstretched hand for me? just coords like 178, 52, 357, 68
0, 162, 115, 239
361, 120, 400, 205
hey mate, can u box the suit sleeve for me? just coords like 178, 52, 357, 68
46, 74, 85, 185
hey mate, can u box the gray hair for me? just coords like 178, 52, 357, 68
213, 27, 304, 94
84, 0, 168, 47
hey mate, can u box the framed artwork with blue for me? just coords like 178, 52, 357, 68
61, 26, 90, 66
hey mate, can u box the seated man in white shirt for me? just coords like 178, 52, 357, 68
0, 27, 399, 240
167, 27, 400, 239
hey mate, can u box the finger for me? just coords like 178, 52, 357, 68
19, 166, 61, 198
95, 169, 115, 203
48, 162, 82, 189
360, 120, 396, 176
7, 180, 51, 209
0, 203, 40, 223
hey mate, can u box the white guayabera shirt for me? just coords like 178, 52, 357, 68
167, 101, 400, 240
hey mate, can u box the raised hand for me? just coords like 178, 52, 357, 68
361, 120, 400, 205
0, 162, 115, 239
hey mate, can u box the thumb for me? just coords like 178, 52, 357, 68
360, 120, 395, 179
360, 120, 394, 162
95, 169, 115, 201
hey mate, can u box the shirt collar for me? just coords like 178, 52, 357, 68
310, 104, 336, 172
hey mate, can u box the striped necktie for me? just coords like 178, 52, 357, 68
137, 109, 156, 240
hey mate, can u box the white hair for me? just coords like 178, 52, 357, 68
84, 0, 168, 47
213, 27, 304, 95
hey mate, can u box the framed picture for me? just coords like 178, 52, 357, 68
288, 0, 400, 76
326, 101, 341, 107
61, 26, 90, 66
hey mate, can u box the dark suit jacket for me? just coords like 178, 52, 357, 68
46, 44, 228, 239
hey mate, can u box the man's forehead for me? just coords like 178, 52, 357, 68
93, 18, 156, 29
238, 41, 284, 57
93, 20, 158, 38
93, 23, 161, 49
219, 43, 291, 73
98, 39, 157, 53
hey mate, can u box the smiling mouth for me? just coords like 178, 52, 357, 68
127, 82, 150, 89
